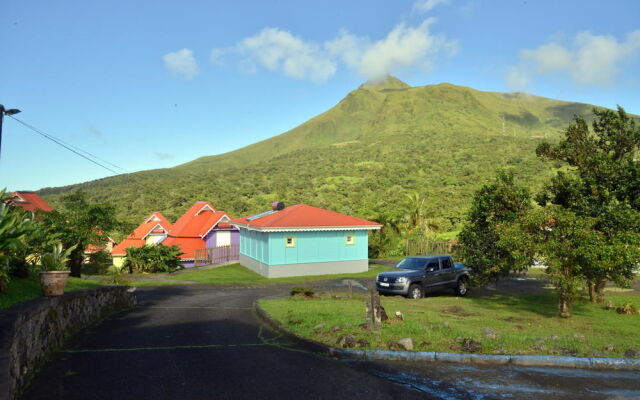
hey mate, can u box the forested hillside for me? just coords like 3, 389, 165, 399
39, 77, 605, 241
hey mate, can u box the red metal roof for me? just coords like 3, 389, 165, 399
8, 191, 53, 212
111, 212, 173, 256
168, 202, 229, 238
163, 202, 233, 259
233, 204, 382, 229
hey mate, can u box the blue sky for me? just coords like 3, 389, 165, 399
2, 0, 639, 191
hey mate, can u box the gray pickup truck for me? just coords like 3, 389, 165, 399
376, 255, 471, 299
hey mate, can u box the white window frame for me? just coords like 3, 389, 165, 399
345, 233, 355, 245
285, 236, 296, 248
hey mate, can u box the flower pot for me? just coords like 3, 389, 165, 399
39, 271, 70, 297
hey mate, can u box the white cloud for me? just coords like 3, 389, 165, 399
507, 30, 640, 89
356, 18, 457, 81
163, 48, 199, 79
413, 0, 450, 13
214, 19, 457, 82
225, 27, 337, 82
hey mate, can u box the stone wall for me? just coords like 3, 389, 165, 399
0, 286, 136, 400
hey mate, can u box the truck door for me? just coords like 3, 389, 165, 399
439, 256, 456, 288
423, 260, 441, 289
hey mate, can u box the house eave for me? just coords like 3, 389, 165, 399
232, 223, 381, 232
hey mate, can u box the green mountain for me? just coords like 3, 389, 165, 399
39, 77, 606, 233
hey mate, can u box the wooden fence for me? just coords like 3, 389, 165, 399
404, 240, 458, 256
194, 244, 239, 267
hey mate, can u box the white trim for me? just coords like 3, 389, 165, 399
200, 214, 232, 238
141, 223, 167, 239
144, 213, 162, 224
195, 203, 216, 216
232, 222, 381, 232
285, 235, 296, 248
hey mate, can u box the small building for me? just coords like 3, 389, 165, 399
111, 212, 173, 269
232, 203, 382, 278
7, 191, 53, 212
162, 201, 239, 268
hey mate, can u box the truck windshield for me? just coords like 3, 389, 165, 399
396, 258, 427, 270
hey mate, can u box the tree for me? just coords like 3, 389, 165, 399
0, 190, 35, 292
123, 244, 183, 273
457, 170, 532, 284
39, 191, 119, 277
536, 107, 640, 303
500, 206, 600, 318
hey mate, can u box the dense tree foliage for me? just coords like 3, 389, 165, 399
536, 107, 640, 303
0, 190, 35, 292
38, 82, 611, 256
39, 191, 120, 277
500, 206, 600, 318
123, 244, 183, 273
457, 171, 532, 284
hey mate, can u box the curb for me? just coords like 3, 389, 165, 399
254, 302, 640, 371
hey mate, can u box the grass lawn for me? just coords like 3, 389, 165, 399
259, 290, 640, 358
170, 263, 391, 285
0, 277, 105, 310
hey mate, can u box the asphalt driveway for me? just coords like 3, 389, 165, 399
22, 282, 640, 400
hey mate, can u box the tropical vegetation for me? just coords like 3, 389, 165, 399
123, 244, 183, 273
460, 107, 640, 317
38, 78, 633, 256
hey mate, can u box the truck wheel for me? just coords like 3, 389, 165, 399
408, 284, 424, 299
455, 278, 469, 297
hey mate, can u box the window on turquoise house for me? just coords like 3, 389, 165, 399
345, 233, 355, 245
285, 236, 296, 248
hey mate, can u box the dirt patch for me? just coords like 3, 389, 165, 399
502, 316, 527, 323
440, 306, 477, 317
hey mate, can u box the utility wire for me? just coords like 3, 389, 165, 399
8, 116, 128, 175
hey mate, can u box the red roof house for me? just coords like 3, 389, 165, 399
162, 201, 239, 267
111, 212, 173, 267
232, 203, 382, 278
7, 191, 53, 212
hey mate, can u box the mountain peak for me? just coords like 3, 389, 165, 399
359, 75, 411, 91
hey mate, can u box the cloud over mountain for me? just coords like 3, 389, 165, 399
212, 19, 457, 82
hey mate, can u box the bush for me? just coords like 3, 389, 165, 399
124, 245, 183, 273
87, 250, 112, 274
290, 286, 315, 298
616, 303, 638, 315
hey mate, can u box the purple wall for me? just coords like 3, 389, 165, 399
231, 230, 240, 245
204, 230, 217, 248
181, 260, 195, 268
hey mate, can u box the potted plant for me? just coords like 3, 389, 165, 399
39, 243, 76, 297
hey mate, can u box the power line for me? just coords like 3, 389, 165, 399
8, 116, 128, 176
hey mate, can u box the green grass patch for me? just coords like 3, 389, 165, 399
170, 263, 391, 285
0, 277, 105, 310
259, 292, 640, 358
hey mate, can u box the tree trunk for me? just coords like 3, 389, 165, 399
558, 292, 572, 318
587, 279, 597, 303
595, 277, 606, 304
69, 247, 84, 278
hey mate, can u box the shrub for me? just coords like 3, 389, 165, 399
124, 244, 183, 273
290, 286, 314, 298
616, 303, 638, 315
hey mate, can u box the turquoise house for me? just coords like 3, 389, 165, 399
232, 203, 382, 278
